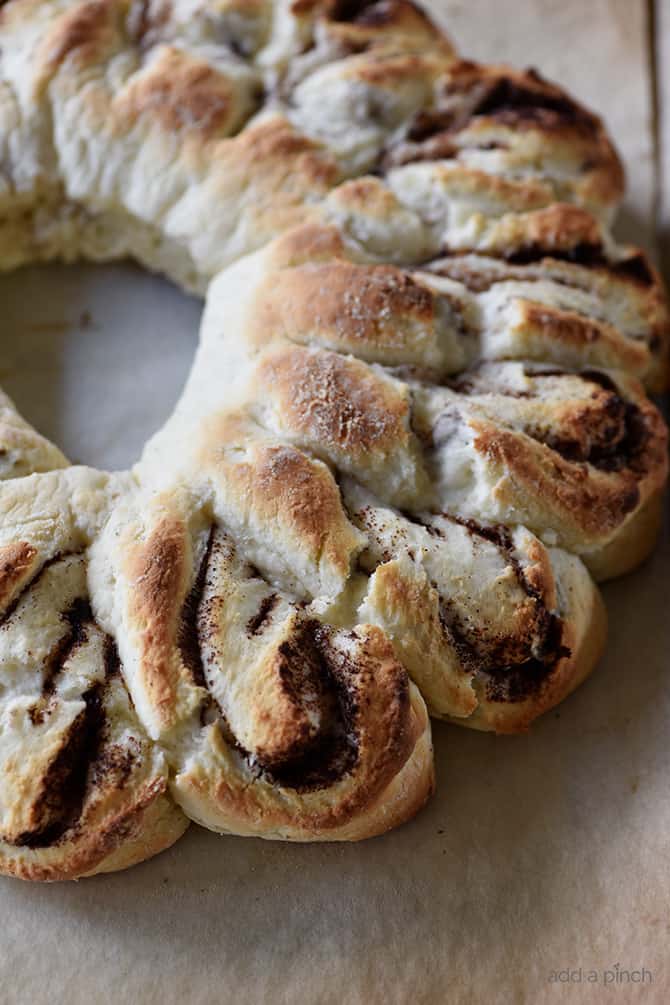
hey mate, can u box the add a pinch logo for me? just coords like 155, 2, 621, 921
548, 964, 653, 985
549, 968, 599, 984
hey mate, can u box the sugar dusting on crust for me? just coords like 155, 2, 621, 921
258, 346, 410, 453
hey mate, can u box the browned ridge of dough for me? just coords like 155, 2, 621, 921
0, 542, 40, 615
0, 554, 188, 880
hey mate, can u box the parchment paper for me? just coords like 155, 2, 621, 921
0, 4, 668, 1003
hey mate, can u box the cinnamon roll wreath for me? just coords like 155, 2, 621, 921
0, 0, 666, 879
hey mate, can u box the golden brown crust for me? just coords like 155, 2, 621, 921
0, 0, 636, 292
256, 345, 412, 460
427, 247, 670, 390
317, 0, 456, 59
0, 541, 39, 613
468, 381, 668, 553
230, 629, 412, 831
266, 223, 349, 269
250, 262, 438, 362
455, 553, 608, 734
123, 516, 195, 730
435, 163, 560, 215
1, 778, 187, 882
236, 232, 666, 564
117, 46, 241, 140
492, 203, 605, 257
512, 301, 650, 374
522, 533, 558, 610
582, 487, 666, 582
37, 0, 119, 86
344, 485, 606, 732
386, 60, 624, 209
0, 545, 188, 880
198, 413, 365, 594
105, 510, 434, 842
172, 628, 434, 840
360, 557, 479, 719
246, 221, 667, 386
228, 115, 341, 186
473, 424, 637, 538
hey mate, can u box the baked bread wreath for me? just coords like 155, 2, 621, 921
0, 0, 667, 879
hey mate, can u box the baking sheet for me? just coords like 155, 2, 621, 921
0, 4, 668, 1003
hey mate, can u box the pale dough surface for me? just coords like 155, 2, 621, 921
0, 1, 668, 1001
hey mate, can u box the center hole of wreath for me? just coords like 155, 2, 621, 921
0, 262, 202, 471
